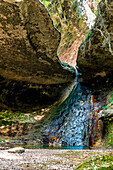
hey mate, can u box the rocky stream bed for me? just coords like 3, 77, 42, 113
0, 148, 113, 169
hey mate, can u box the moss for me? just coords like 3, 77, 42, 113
75, 154, 113, 170
105, 134, 113, 148
104, 121, 113, 148
78, 17, 87, 31
0, 110, 37, 126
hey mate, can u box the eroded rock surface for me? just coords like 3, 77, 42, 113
0, 0, 74, 84
0, 0, 74, 111
77, 0, 113, 89
44, 0, 101, 67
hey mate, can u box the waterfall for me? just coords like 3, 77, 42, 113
75, 68, 79, 83
45, 67, 101, 148
47, 82, 98, 147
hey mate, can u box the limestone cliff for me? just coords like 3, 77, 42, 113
0, 0, 74, 84
77, 0, 113, 148
0, 0, 74, 111
42, 0, 101, 66
77, 0, 113, 90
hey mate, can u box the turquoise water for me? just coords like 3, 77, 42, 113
8, 144, 89, 149
23, 144, 89, 150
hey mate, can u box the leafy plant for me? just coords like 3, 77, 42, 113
41, 0, 51, 7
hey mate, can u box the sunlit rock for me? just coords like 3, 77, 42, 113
8, 147, 25, 153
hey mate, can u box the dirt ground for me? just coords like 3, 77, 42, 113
0, 148, 113, 169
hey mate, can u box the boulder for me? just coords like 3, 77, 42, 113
8, 147, 25, 153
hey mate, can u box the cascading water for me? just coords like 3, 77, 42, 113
75, 68, 79, 82
45, 68, 101, 148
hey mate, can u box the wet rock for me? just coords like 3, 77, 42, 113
39, 83, 99, 147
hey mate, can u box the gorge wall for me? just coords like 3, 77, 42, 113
77, 0, 113, 148
0, 0, 75, 111
77, 0, 113, 90
0, 0, 113, 149
43, 0, 101, 66
38, 0, 113, 148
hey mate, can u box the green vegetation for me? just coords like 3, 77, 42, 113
102, 92, 113, 110
0, 137, 5, 143
75, 154, 113, 170
104, 121, 113, 148
41, 0, 51, 7
0, 110, 36, 125
82, 30, 93, 43
105, 134, 113, 148
85, 30, 92, 39
0, 110, 22, 121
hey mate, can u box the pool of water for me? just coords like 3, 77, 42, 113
1, 144, 89, 150
23, 145, 89, 150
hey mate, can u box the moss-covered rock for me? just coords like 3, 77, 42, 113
98, 104, 113, 148
104, 121, 113, 148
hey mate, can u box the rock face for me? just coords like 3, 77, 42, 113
98, 92, 113, 149
44, 0, 100, 67
77, 0, 113, 89
42, 0, 87, 66
0, 0, 74, 111
98, 109, 113, 148
0, 0, 74, 84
